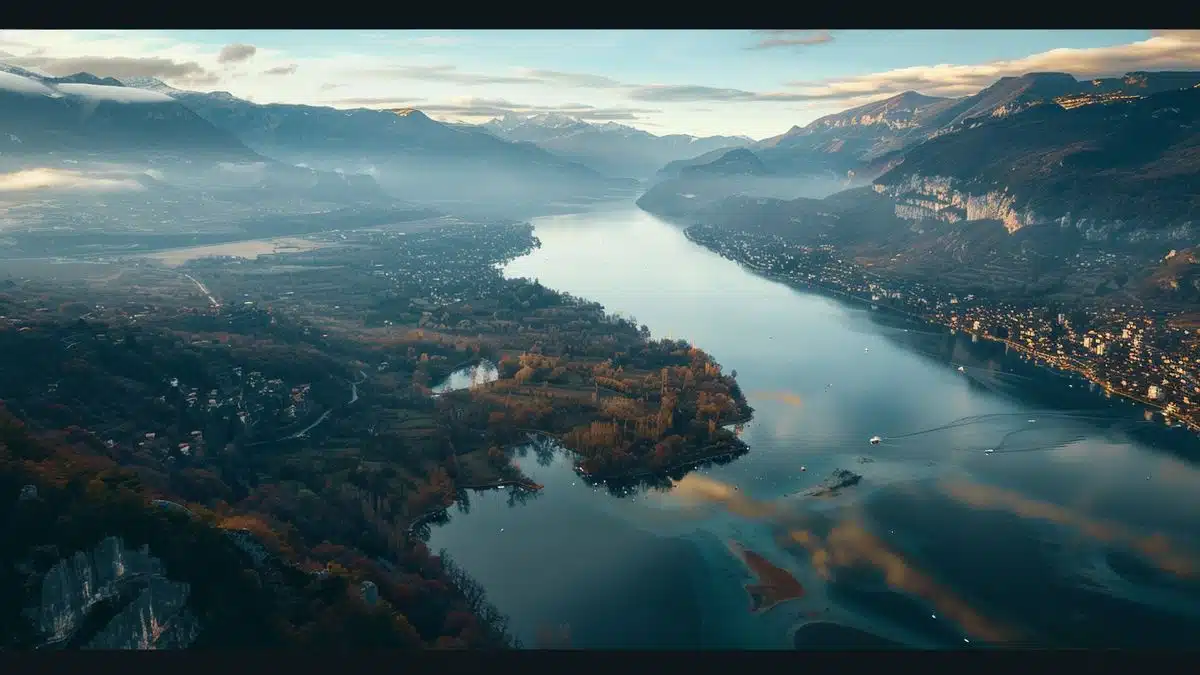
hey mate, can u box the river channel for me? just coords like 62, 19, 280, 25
426, 205, 1200, 649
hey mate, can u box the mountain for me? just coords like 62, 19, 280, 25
636, 145, 851, 219
655, 71, 1200, 182
658, 85, 1200, 306
477, 113, 750, 179
642, 70, 1200, 226
0, 66, 257, 160
115, 79, 635, 218
873, 86, 1200, 237
0, 66, 428, 252
681, 147, 770, 177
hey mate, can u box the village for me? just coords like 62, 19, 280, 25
687, 224, 1200, 431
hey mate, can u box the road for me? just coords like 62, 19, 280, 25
182, 273, 220, 308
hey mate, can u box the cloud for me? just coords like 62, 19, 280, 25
368, 64, 534, 85
262, 64, 298, 76
1149, 29, 1200, 40
518, 68, 627, 89
2, 54, 218, 86
783, 31, 1200, 104
328, 96, 426, 107
627, 84, 814, 103
217, 43, 257, 64
57, 82, 175, 103
329, 95, 660, 122
625, 31, 1200, 111
364, 63, 631, 90
0, 168, 145, 193
749, 29, 834, 50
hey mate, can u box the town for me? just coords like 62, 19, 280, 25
686, 224, 1200, 431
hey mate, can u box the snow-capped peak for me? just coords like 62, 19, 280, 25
527, 112, 585, 128
489, 111, 591, 132
120, 77, 180, 93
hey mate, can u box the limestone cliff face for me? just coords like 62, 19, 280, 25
874, 174, 1198, 244
25, 536, 200, 649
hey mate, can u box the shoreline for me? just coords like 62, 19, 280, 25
407, 414, 756, 539
514, 422, 753, 483
580, 439, 750, 482
682, 227, 1199, 434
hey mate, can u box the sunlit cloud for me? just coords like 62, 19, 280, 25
4, 54, 218, 87
3, 29, 1198, 138
328, 95, 660, 122
0, 168, 146, 193
783, 31, 1200, 103
631, 31, 1200, 111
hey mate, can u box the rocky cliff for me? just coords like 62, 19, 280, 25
25, 535, 200, 649
875, 173, 1198, 246
871, 86, 1200, 248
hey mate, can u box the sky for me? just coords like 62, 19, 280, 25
2, 29, 1199, 139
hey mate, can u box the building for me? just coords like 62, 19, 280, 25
1148, 385, 1163, 401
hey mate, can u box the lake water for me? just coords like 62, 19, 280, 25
426, 205, 1200, 649
433, 360, 499, 395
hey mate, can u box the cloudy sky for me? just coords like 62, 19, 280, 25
2, 29, 1198, 139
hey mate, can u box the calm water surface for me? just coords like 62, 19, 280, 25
427, 206, 1200, 649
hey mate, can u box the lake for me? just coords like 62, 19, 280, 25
426, 205, 1200, 649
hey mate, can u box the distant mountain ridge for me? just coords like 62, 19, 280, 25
474, 112, 751, 179
640, 72, 1200, 311
0, 65, 636, 219
0, 65, 258, 159
873, 85, 1200, 236
112, 79, 635, 217
656, 70, 1200, 181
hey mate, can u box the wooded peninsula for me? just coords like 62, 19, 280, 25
0, 219, 751, 649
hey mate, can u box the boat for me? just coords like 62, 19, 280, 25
869, 436, 882, 445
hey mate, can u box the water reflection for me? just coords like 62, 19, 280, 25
425, 207, 1200, 649
940, 480, 1200, 580
432, 359, 499, 394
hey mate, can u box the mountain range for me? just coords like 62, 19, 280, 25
655, 70, 1200, 182
0, 65, 638, 223
5, 58, 1199, 303
473, 113, 750, 180
637, 70, 1200, 307
125, 79, 636, 216
639, 70, 1200, 223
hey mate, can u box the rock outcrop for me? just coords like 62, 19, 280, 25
804, 469, 863, 498
26, 536, 200, 649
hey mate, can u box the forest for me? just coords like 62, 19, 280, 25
0, 221, 752, 648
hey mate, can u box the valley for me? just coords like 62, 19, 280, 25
2, 29, 1199, 652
